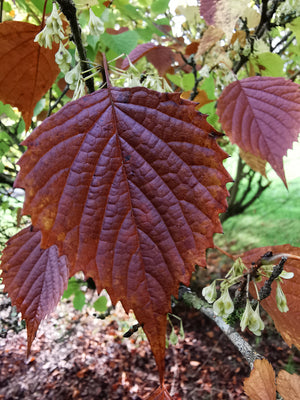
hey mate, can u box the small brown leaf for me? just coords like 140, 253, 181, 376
276, 370, 300, 400
181, 90, 214, 108
243, 359, 276, 400
239, 149, 267, 177
195, 26, 224, 58
0, 21, 60, 130
240, 245, 300, 349
0, 226, 69, 354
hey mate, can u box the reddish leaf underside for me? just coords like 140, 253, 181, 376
121, 43, 174, 76
240, 245, 300, 349
0, 226, 69, 354
0, 21, 60, 130
217, 76, 300, 186
243, 359, 276, 400
14, 87, 230, 380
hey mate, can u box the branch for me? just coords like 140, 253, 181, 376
182, 291, 263, 369
56, 0, 95, 94
258, 257, 287, 301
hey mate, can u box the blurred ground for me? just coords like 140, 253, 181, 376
1, 263, 299, 400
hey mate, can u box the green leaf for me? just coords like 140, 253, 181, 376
199, 101, 219, 129
200, 74, 216, 100
287, 17, 300, 43
151, 0, 170, 15
166, 72, 195, 91
73, 291, 86, 310
101, 30, 139, 55
93, 295, 108, 312
33, 99, 46, 117
62, 277, 82, 299
0, 131, 13, 144
250, 53, 285, 77
0, 101, 19, 121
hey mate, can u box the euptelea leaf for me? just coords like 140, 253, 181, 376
14, 86, 230, 380
0, 226, 69, 354
217, 77, 300, 186
0, 21, 60, 130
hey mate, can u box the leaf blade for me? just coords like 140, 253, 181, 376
217, 77, 300, 186
0, 21, 60, 130
14, 87, 231, 379
0, 227, 69, 354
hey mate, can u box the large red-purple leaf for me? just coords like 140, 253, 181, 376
121, 43, 174, 76
217, 77, 300, 186
240, 245, 300, 349
0, 21, 60, 130
14, 87, 230, 380
0, 226, 69, 354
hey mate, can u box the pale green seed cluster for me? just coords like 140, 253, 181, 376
202, 257, 293, 336
34, 4, 64, 49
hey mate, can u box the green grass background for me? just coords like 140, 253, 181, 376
216, 142, 300, 252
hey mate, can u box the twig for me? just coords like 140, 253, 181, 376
0, 0, 4, 23
214, 245, 236, 261
56, 0, 95, 94
47, 84, 70, 116
258, 257, 287, 301
182, 292, 262, 368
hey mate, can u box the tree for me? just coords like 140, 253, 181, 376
0, 0, 300, 398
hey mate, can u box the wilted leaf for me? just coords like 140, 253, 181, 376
14, 86, 230, 379
121, 43, 174, 76
0, 226, 69, 354
146, 385, 173, 400
243, 359, 276, 400
276, 370, 300, 400
200, 0, 249, 39
240, 245, 300, 349
217, 77, 300, 186
0, 21, 60, 130
181, 90, 214, 108
195, 26, 224, 58
239, 149, 267, 177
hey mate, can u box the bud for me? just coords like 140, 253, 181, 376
202, 280, 217, 304
88, 9, 104, 37
213, 287, 234, 318
276, 282, 289, 313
